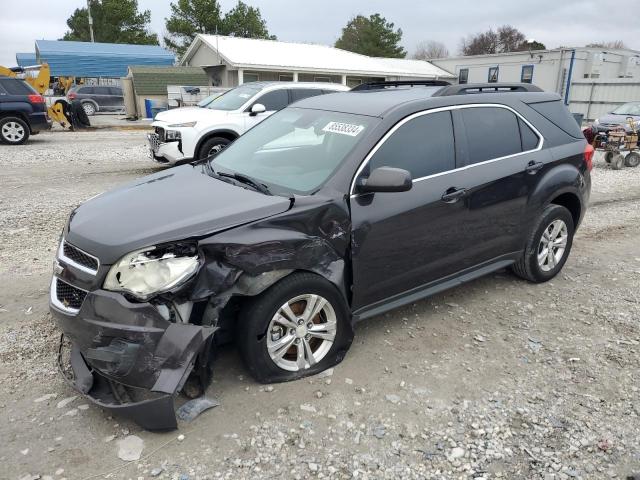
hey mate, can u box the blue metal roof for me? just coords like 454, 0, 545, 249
35, 40, 175, 78
16, 53, 37, 67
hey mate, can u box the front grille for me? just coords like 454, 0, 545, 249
56, 279, 87, 310
63, 241, 99, 272
148, 133, 161, 152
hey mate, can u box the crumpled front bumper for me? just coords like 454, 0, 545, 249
50, 281, 215, 430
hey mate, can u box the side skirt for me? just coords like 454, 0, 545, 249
352, 252, 520, 322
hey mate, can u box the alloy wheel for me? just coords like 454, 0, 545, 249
1, 121, 25, 142
266, 294, 337, 372
537, 219, 568, 272
82, 103, 96, 115
208, 143, 226, 156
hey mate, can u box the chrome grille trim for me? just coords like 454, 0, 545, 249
58, 240, 99, 275
50, 277, 88, 315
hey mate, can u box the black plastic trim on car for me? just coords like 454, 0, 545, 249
351, 80, 452, 91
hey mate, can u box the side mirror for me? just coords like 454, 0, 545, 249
357, 166, 412, 193
250, 103, 266, 116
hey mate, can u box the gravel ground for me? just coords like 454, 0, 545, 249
1, 130, 639, 480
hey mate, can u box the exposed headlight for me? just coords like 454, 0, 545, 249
168, 121, 197, 128
104, 245, 199, 300
165, 130, 181, 141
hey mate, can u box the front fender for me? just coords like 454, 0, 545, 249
193, 126, 240, 157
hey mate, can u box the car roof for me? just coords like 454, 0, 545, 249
294, 85, 561, 118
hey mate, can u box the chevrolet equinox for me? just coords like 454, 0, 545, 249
50, 82, 592, 429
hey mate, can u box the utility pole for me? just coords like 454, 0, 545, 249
87, 0, 95, 42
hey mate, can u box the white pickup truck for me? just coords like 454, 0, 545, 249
148, 82, 349, 164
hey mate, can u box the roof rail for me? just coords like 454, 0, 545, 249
433, 83, 543, 96
351, 80, 452, 91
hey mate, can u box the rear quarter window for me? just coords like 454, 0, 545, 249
527, 100, 583, 138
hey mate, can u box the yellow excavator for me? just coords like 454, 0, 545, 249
0, 63, 73, 128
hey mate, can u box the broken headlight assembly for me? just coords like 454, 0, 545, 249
104, 244, 200, 300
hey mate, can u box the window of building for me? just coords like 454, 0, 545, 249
460, 107, 522, 165
347, 78, 363, 88
488, 67, 499, 83
314, 76, 332, 83
279, 74, 294, 82
521, 65, 534, 84
458, 68, 469, 84
369, 111, 455, 179
243, 72, 260, 83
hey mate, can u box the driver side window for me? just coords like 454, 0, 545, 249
369, 111, 455, 179
253, 89, 289, 112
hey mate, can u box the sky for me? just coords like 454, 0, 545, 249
1, 0, 638, 66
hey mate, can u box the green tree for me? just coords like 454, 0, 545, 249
164, 0, 223, 55
223, 1, 276, 40
335, 14, 406, 58
164, 0, 276, 57
62, 0, 158, 45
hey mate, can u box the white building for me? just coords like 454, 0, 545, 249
431, 47, 640, 121
180, 34, 454, 88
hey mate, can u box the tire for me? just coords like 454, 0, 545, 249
512, 204, 575, 283
610, 154, 625, 170
0, 116, 30, 145
237, 272, 353, 383
81, 102, 96, 116
604, 151, 613, 163
625, 152, 640, 168
198, 136, 231, 160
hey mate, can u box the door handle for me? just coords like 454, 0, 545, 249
441, 187, 467, 203
525, 161, 544, 174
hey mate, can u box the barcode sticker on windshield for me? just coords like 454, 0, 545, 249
323, 122, 365, 137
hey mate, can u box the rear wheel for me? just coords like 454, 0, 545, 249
512, 204, 575, 283
625, 152, 640, 168
198, 136, 231, 159
0, 116, 30, 145
237, 273, 352, 383
604, 151, 613, 163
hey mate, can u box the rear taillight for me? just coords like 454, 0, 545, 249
27, 94, 45, 104
68, 92, 76, 100
584, 143, 594, 172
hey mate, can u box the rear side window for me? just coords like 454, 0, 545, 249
528, 100, 583, 138
255, 89, 289, 111
78, 87, 94, 94
519, 118, 539, 151
290, 89, 323, 102
0, 78, 36, 95
460, 107, 522, 165
370, 111, 455, 179
109, 87, 123, 95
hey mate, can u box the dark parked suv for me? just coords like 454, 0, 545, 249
0, 76, 51, 145
67, 85, 124, 115
50, 82, 592, 429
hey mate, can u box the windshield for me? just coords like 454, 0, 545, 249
211, 108, 376, 194
612, 103, 640, 116
205, 84, 261, 111
197, 93, 221, 107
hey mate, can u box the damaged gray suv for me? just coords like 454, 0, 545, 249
51, 82, 592, 430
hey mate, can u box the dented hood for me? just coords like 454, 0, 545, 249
65, 165, 291, 264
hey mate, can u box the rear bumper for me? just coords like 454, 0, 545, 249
50, 280, 215, 430
29, 112, 52, 132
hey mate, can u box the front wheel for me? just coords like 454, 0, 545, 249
198, 136, 231, 160
237, 273, 353, 383
625, 152, 640, 168
81, 102, 96, 116
512, 204, 575, 283
0, 117, 30, 145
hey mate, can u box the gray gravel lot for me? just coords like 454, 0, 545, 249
1, 130, 639, 480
